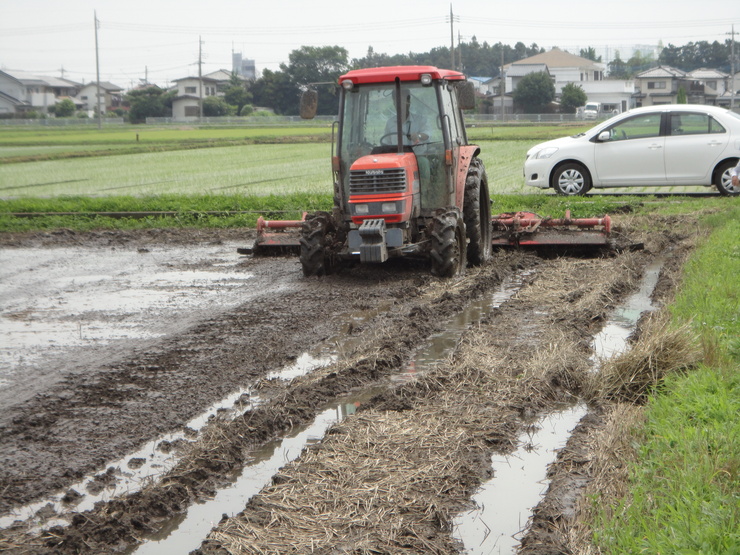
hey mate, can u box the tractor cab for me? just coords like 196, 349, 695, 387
332, 67, 473, 230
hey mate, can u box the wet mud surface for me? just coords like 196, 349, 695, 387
0, 218, 698, 554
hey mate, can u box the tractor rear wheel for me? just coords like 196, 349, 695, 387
430, 208, 466, 278
300, 212, 334, 277
464, 158, 492, 266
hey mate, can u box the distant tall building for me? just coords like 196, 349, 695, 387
232, 53, 256, 79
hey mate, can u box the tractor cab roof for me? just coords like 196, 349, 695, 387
338, 66, 466, 86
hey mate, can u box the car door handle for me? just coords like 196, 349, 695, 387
707, 141, 723, 147
648, 144, 662, 150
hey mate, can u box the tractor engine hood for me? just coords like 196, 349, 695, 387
347, 152, 419, 225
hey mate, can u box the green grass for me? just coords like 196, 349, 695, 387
591, 205, 740, 554
0, 193, 332, 232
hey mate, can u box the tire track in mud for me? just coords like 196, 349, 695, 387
0, 219, 699, 554
0, 231, 536, 553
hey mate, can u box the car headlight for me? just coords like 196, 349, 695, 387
535, 147, 559, 159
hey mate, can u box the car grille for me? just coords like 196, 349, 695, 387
350, 168, 406, 195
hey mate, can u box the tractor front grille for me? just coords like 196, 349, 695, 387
349, 168, 406, 195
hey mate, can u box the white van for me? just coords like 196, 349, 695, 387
583, 102, 601, 119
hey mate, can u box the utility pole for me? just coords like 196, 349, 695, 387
449, 5, 455, 70
729, 25, 737, 110
198, 36, 204, 119
458, 31, 463, 72
500, 47, 505, 122
94, 11, 102, 130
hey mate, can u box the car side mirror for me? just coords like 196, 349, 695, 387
300, 89, 318, 120
458, 82, 476, 111
598, 131, 611, 142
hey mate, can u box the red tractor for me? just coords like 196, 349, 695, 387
250, 66, 611, 275
298, 65, 490, 277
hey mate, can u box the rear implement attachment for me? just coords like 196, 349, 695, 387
240, 209, 612, 257
491, 210, 612, 247
237, 214, 307, 256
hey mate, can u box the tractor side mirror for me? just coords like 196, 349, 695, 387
458, 81, 476, 111
300, 89, 318, 120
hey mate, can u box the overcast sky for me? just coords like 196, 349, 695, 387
1, 0, 737, 88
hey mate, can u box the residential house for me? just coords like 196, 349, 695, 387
0, 69, 82, 114
505, 64, 551, 94
501, 48, 636, 113
506, 48, 606, 94
0, 71, 29, 114
171, 70, 246, 120
171, 75, 221, 119
633, 66, 690, 106
686, 68, 729, 104
78, 81, 124, 114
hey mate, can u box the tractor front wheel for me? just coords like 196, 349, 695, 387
430, 208, 466, 278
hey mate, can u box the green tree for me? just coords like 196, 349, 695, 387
202, 96, 234, 117
126, 86, 174, 123
607, 52, 629, 79
223, 72, 252, 115
282, 45, 349, 115
677, 86, 687, 104
579, 47, 602, 62
560, 83, 587, 113
513, 72, 555, 113
250, 68, 299, 115
53, 98, 76, 117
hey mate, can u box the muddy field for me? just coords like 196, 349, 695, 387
0, 215, 699, 554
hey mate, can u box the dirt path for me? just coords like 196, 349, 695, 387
0, 217, 698, 554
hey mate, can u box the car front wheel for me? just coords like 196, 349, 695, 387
714, 160, 740, 196
552, 163, 591, 196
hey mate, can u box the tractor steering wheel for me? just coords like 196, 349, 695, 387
379, 131, 429, 146
379, 132, 399, 146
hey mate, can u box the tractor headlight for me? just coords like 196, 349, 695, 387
535, 147, 559, 159
381, 202, 398, 214
354, 204, 369, 215
420, 73, 433, 86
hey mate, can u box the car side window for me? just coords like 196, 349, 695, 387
669, 113, 726, 136
604, 113, 662, 142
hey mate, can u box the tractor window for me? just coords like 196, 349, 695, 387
339, 83, 442, 164
441, 85, 464, 145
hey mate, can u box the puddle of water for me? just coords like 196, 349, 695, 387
399, 273, 531, 382
591, 259, 663, 362
130, 397, 371, 554
266, 352, 336, 381
0, 245, 257, 377
0, 388, 255, 529
454, 404, 587, 554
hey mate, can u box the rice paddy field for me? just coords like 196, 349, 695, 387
0, 122, 738, 554
0, 122, 713, 199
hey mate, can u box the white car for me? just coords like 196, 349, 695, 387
524, 104, 740, 195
